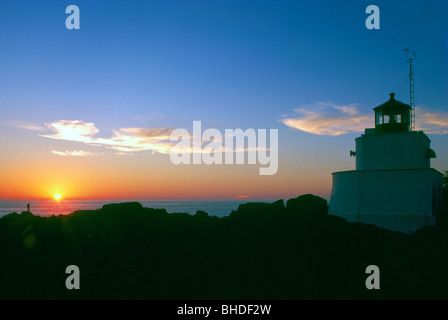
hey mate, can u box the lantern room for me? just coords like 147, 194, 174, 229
374, 92, 411, 133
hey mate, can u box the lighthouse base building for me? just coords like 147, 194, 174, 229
328, 93, 443, 234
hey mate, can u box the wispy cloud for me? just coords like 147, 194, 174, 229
7, 121, 46, 131
416, 107, 448, 134
52, 150, 96, 157
41, 120, 175, 154
38, 120, 272, 155
114, 152, 135, 156
281, 102, 372, 135
281, 103, 448, 136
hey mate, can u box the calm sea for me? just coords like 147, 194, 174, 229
0, 199, 271, 218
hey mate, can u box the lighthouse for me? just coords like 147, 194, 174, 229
328, 93, 443, 233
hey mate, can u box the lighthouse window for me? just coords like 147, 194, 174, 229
376, 112, 383, 125
396, 114, 401, 123
384, 115, 390, 123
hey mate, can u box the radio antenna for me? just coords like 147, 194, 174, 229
404, 48, 416, 131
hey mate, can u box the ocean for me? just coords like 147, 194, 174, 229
0, 199, 272, 218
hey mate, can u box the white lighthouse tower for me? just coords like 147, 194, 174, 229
328, 93, 443, 233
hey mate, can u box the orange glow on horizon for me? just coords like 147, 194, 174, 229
0, 150, 332, 201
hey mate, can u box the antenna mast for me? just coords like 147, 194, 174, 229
404, 49, 416, 131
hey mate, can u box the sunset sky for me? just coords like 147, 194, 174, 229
1, 0, 447, 201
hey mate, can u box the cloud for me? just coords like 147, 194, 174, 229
40, 120, 273, 155
416, 107, 448, 134
44, 120, 99, 141
7, 121, 46, 131
281, 103, 448, 136
281, 102, 372, 135
52, 150, 96, 157
114, 152, 135, 156
41, 120, 175, 154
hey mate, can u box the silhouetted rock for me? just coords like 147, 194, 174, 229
230, 199, 285, 219
286, 194, 328, 217
102, 202, 143, 212
20, 210, 34, 217
195, 210, 208, 217
436, 214, 448, 229
0, 195, 446, 300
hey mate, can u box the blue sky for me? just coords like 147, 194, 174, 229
0, 0, 447, 200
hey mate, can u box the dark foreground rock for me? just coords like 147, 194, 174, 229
0, 196, 447, 300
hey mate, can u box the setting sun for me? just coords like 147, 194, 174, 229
54, 194, 61, 200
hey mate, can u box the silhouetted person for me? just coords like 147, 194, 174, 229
27, 203, 30, 212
